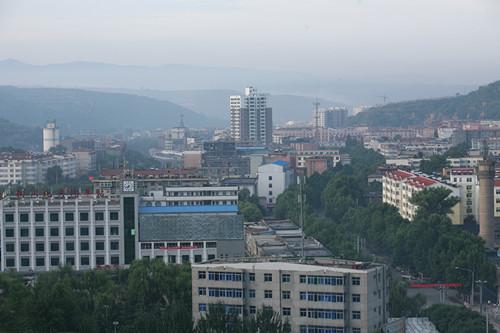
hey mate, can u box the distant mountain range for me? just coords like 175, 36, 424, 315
350, 80, 500, 127
0, 59, 477, 106
0, 86, 221, 132
96, 88, 339, 124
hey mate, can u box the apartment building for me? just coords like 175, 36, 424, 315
448, 168, 479, 220
296, 150, 341, 170
230, 87, 273, 146
192, 258, 389, 333
138, 186, 244, 264
0, 194, 127, 272
0, 152, 76, 186
257, 161, 294, 209
382, 169, 462, 223
447, 156, 484, 168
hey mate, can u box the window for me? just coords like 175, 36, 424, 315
6, 258, 15, 267
282, 274, 291, 283
264, 273, 273, 282
199, 304, 207, 313
300, 275, 306, 283
5, 243, 15, 252
264, 290, 273, 299
182, 255, 190, 263
352, 277, 361, 285
95, 227, 104, 236
352, 329, 361, 333
80, 227, 89, 236
80, 256, 90, 266
95, 241, 105, 251
110, 212, 119, 220
300, 308, 307, 317
110, 226, 119, 235
249, 289, 256, 298
141, 243, 152, 250
4, 213, 14, 222
35, 213, 44, 222
66, 257, 75, 266
206, 242, 217, 248
282, 290, 291, 299
65, 227, 74, 236
50, 242, 60, 252
95, 212, 104, 221
20, 213, 29, 222
51, 257, 60, 266
268, 183, 273, 188
20, 228, 29, 237
249, 306, 256, 314
268, 176, 272, 181
249, 273, 255, 281
198, 271, 206, 279
21, 258, 30, 267
20, 243, 29, 252
80, 241, 89, 251
35, 228, 44, 237
268, 191, 273, 196
66, 242, 75, 251
282, 308, 291, 316
168, 255, 177, 263
194, 255, 202, 263
49, 213, 59, 222
352, 311, 361, 320
50, 227, 59, 237
352, 294, 361, 303
110, 241, 119, 250
207, 254, 215, 260
111, 256, 119, 265
96, 256, 105, 265
36, 257, 45, 267
207, 272, 242, 281
65, 212, 74, 222
36, 243, 44, 252
80, 212, 89, 221
207, 288, 243, 298
198, 287, 207, 296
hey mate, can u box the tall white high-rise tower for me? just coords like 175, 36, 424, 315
43, 120, 60, 152
230, 87, 273, 146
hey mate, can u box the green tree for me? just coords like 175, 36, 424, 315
388, 281, 426, 317
424, 304, 496, 333
239, 201, 263, 222
410, 187, 459, 218
46, 165, 63, 185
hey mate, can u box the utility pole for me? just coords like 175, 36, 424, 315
476, 280, 487, 315
297, 174, 306, 261
455, 266, 475, 306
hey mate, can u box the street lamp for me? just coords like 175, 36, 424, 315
112, 321, 119, 333
455, 266, 475, 306
476, 280, 488, 315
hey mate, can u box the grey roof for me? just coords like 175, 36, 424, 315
139, 213, 244, 241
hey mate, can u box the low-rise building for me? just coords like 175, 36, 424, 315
72, 149, 96, 175
382, 169, 462, 223
257, 161, 294, 209
192, 258, 389, 333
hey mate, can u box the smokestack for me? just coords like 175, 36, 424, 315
478, 159, 496, 249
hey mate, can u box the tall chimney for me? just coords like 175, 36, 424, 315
478, 159, 496, 249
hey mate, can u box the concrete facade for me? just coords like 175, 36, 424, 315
192, 259, 389, 333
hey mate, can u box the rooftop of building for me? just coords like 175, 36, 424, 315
97, 168, 204, 179
193, 257, 384, 273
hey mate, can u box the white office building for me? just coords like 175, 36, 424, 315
257, 161, 293, 209
43, 121, 60, 153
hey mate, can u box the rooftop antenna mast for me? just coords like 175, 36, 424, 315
313, 99, 320, 140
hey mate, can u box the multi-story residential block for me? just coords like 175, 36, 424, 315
382, 169, 462, 223
72, 149, 96, 175
0, 152, 76, 186
314, 107, 349, 129
0, 194, 128, 272
448, 168, 479, 220
230, 87, 273, 146
138, 186, 244, 264
192, 258, 389, 333
447, 156, 484, 168
257, 161, 294, 209
202, 141, 250, 180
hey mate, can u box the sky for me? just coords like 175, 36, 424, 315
1, 0, 500, 84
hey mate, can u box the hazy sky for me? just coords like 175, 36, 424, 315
1, 0, 500, 84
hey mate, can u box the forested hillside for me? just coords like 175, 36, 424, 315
350, 80, 500, 127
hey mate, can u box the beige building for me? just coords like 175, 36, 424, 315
382, 169, 462, 224
192, 258, 388, 333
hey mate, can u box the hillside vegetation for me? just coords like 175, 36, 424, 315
350, 80, 500, 127
0, 86, 222, 131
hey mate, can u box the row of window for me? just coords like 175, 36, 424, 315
197, 271, 361, 286
300, 308, 345, 320
299, 292, 345, 303
3, 226, 119, 238
141, 241, 216, 250
4, 211, 120, 223
4, 255, 120, 268
5, 240, 120, 253
300, 326, 347, 333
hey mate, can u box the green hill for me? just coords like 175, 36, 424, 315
0, 86, 223, 132
350, 80, 500, 127
0, 118, 41, 150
